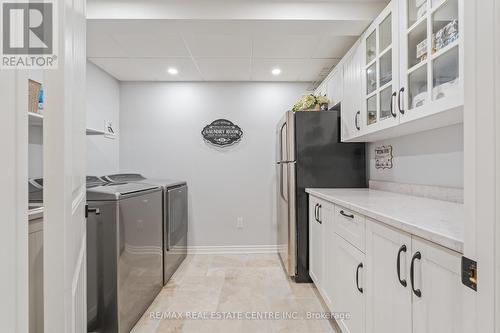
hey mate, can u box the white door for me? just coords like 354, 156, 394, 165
411, 237, 463, 333
365, 219, 412, 333
331, 234, 365, 333
0, 70, 30, 333
43, 0, 87, 332
309, 197, 323, 286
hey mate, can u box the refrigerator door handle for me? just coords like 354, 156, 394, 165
279, 163, 287, 202
279, 122, 287, 162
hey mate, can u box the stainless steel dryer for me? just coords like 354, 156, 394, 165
86, 176, 163, 333
103, 173, 188, 285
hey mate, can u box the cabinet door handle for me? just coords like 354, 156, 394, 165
314, 204, 318, 222
397, 244, 408, 287
355, 111, 361, 130
85, 204, 100, 218
390, 91, 397, 117
340, 210, 354, 219
317, 205, 322, 224
410, 251, 422, 297
398, 87, 405, 115
356, 263, 363, 293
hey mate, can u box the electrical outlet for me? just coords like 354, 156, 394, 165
237, 217, 244, 229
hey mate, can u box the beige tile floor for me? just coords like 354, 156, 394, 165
132, 254, 339, 333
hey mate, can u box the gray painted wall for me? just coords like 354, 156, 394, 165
86, 62, 120, 176
119, 82, 308, 247
367, 124, 464, 188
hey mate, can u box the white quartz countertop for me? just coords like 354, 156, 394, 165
306, 188, 464, 253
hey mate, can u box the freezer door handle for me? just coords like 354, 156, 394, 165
279, 164, 287, 202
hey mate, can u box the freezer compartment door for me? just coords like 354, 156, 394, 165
276, 111, 296, 163
164, 185, 188, 284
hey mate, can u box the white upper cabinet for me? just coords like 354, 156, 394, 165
399, 0, 463, 124
362, 1, 401, 135
316, 0, 464, 142
341, 40, 365, 141
327, 67, 343, 107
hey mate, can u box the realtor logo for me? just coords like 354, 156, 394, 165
1, 0, 58, 69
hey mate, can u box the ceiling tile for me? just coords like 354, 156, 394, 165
195, 58, 251, 81
299, 58, 339, 81
184, 34, 252, 58
251, 59, 308, 81
86, 26, 126, 58
252, 35, 321, 59
88, 58, 202, 81
111, 32, 189, 58
312, 36, 358, 59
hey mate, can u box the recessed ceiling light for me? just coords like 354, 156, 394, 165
168, 68, 178, 75
271, 68, 281, 76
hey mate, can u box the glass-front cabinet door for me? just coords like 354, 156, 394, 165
362, 2, 400, 134
400, 0, 462, 123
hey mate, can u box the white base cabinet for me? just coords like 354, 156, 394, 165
308, 195, 463, 333
411, 237, 463, 333
365, 220, 412, 333
309, 196, 324, 287
330, 234, 365, 333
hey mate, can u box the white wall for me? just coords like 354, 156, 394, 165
367, 124, 464, 188
86, 61, 120, 176
119, 82, 308, 247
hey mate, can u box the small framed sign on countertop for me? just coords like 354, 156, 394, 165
202, 119, 243, 147
375, 145, 393, 169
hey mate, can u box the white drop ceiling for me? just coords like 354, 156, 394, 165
87, 0, 389, 84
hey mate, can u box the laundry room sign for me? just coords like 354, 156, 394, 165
201, 119, 243, 147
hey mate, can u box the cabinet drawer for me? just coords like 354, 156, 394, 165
334, 205, 365, 252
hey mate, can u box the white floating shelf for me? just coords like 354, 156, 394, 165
86, 128, 106, 135
28, 112, 44, 126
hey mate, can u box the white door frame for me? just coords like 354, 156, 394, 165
463, 0, 500, 331
43, 0, 87, 332
0, 72, 29, 333
496, 1, 500, 331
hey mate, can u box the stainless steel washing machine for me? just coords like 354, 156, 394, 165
102, 174, 188, 285
86, 176, 163, 333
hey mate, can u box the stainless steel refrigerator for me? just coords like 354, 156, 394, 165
276, 110, 366, 282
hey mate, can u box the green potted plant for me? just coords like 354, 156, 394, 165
292, 94, 331, 112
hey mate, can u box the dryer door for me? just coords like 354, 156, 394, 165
164, 185, 188, 284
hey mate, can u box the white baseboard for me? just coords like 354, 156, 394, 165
187, 245, 279, 255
